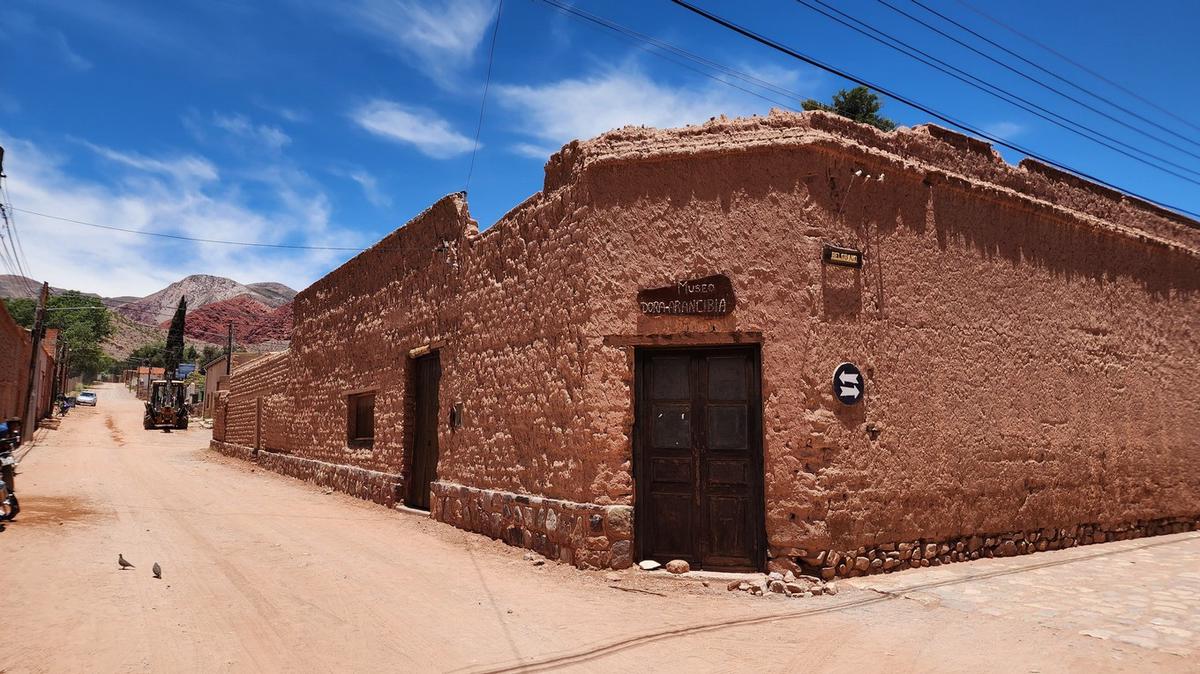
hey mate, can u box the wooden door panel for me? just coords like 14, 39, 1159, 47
705, 404, 748, 450
705, 494, 750, 561
637, 347, 763, 571
407, 353, 441, 510
646, 492, 696, 561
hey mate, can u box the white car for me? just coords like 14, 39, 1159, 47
76, 391, 98, 406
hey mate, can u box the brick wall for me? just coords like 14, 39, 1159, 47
216, 111, 1200, 572
0, 301, 30, 420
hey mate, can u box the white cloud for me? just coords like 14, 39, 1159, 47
79, 141, 219, 183
334, 0, 496, 84
351, 100, 475, 159
347, 169, 391, 208
213, 113, 292, 151
0, 133, 360, 298
510, 142, 557, 160
0, 8, 93, 71
982, 121, 1025, 139
495, 67, 793, 153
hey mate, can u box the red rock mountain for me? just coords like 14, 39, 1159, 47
243, 301, 294, 344
162, 294, 274, 344
117, 274, 295, 325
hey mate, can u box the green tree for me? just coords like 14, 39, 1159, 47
6, 291, 114, 379
164, 296, 187, 378
200, 345, 221, 366
185, 344, 199, 363
802, 86, 896, 132
2, 297, 35, 326
129, 341, 167, 368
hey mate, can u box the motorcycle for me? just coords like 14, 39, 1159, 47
0, 418, 21, 521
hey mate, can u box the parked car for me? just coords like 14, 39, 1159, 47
76, 391, 98, 406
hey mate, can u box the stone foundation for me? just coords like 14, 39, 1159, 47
429, 481, 634, 570
210, 440, 402, 506
780, 515, 1200, 580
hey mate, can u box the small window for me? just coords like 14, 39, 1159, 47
348, 393, 375, 448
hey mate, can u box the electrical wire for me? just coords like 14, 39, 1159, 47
791, 0, 1200, 185
909, 0, 1200, 151
667, 0, 1200, 221
536, 0, 803, 110
1, 182, 37, 294
874, 0, 1200, 161
953, 0, 1200, 135
465, 0, 504, 193
11, 207, 367, 251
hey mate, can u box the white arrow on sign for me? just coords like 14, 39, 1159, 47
838, 372, 860, 385
839, 385, 860, 398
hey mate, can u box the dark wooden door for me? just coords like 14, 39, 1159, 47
407, 353, 441, 510
635, 347, 764, 571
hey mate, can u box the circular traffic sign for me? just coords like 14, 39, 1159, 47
833, 362, 864, 405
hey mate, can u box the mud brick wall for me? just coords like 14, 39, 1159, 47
211, 439, 401, 505
222, 351, 294, 452
218, 110, 1200, 570
572, 112, 1200, 570
0, 302, 31, 420
430, 481, 634, 570
287, 188, 609, 505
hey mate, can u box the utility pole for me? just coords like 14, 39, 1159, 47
225, 321, 234, 375
23, 282, 48, 433
50, 340, 65, 410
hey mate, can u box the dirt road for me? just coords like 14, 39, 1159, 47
1, 383, 1193, 672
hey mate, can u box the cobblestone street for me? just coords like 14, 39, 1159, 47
848, 532, 1200, 658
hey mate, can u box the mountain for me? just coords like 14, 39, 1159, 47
0, 275, 67, 299
162, 293, 273, 344
113, 274, 296, 325
245, 282, 297, 307
102, 312, 168, 360
243, 300, 293, 344
2, 273, 297, 349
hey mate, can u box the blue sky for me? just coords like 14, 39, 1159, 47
2, 0, 1198, 297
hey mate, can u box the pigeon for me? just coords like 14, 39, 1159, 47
118, 554, 134, 570
152, 562, 162, 579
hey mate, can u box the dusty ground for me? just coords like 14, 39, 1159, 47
1, 383, 1196, 673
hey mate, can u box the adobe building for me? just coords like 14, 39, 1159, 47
201, 352, 266, 418
213, 111, 1199, 577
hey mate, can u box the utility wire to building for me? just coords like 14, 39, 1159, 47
872, 0, 1200, 159
665, 0, 1200, 221
951, 0, 1200, 135
790, 0, 1200, 185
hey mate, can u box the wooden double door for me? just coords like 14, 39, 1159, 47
635, 347, 765, 571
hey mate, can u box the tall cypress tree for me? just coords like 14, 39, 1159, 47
164, 296, 187, 380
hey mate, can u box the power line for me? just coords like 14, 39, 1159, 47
536, 0, 803, 111
953, 0, 1200, 135
872, 0, 1200, 161
789, 0, 1200, 187
909, 0, 1200, 151
1, 182, 37, 291
12, 207, 366, 251
667, 0, 1200, 221
465, 0, 504, 193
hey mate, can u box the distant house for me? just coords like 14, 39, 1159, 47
132, 366, 165, 399
201, 353, 265, 418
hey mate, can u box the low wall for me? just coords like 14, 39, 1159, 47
210, 440, 402, 506
788, 514, 1200, 579
430, 481, 634, 570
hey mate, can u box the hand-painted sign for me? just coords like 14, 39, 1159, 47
833, 362, 864, 405
823, 244, 863, 269
638, 274, 735, 317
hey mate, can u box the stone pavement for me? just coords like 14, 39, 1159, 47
846, 531, 1200, 658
